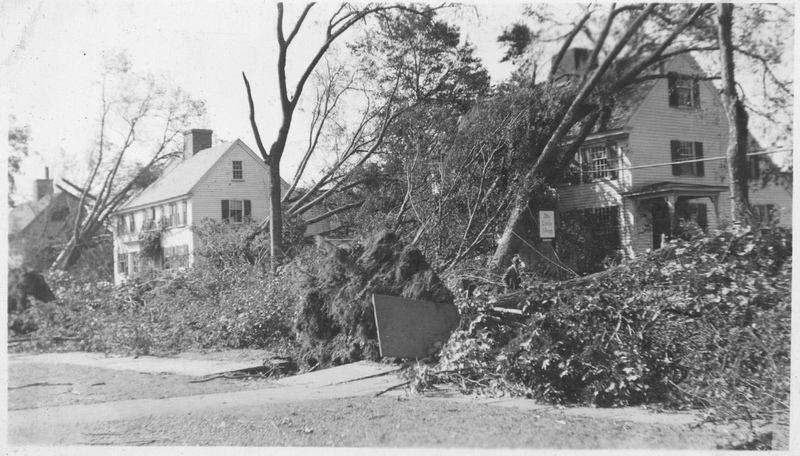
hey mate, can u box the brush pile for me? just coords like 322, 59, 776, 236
416, 224, 791, 421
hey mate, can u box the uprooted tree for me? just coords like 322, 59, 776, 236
487, 3, 792, 270
52, 52, 206, 270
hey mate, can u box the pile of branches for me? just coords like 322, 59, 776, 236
290, 230, 454, 368
415, 224, 791, 421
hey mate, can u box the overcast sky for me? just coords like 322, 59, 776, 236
2, 0, 526, 203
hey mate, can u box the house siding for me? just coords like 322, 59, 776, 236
190, 143, 271, 223
749, 181, 793, 228
549, 54, 793, 262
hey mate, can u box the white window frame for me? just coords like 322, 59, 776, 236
232, 160, 243, 180
578, 144, 616, 183
229, 200, 244, 223
180, 201, 188, 226
674, 77, 697, 108
677, 141, 698, 175
118, 252, 129, 275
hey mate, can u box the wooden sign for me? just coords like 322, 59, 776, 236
539, 210, 555, 238
372, 294, 460, 359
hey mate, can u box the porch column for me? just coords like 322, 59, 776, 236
666, 195, 677, 235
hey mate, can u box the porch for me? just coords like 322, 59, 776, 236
624, 182, 728, 252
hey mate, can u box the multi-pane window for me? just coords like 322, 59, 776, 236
164, 247, 174, 270
180, 201, 188, 226
668, 73, 700, 108
229, 200, 243, 223
168, 203, 177, 227
118, 253, 128, 275
144, 207, 156, 231
577, 143, 618, 183
670, 140, 705, 176
174, 245, 190, 267
232, 161, 243, 180
221, 200, 251, 223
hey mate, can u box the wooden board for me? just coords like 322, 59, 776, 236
372, 294, 460, 359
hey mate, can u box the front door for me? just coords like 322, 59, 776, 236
651, 200, 671, 249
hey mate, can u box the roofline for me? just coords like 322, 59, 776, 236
624, 183, 728, 199
114, 194, 190, 214
112, 139, 290, 216
582, 129, 630, 143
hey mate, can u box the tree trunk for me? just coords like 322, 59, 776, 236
269, 158, 284, 274
717, 3, 751, 223
490, 198, 533, 271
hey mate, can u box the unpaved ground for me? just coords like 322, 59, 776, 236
77, 396, 741, 448
8, 361, 278, 410
7, 350, 790, 449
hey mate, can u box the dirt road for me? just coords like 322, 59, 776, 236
6, 351, 787, 449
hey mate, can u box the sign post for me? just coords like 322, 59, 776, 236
539, 210, 555, 239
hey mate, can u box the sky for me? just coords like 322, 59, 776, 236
2, 0, 526, 204
2, 1, 794, 206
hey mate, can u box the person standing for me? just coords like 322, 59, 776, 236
503, 255, 523, 293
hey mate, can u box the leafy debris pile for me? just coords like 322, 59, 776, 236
416, 225, 791, 420
291, 230, 454, 367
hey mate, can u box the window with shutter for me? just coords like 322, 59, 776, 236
671, 141, 704, 176
668, 73, 700, 108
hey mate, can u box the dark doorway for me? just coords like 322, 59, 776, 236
651, 200, 671, 249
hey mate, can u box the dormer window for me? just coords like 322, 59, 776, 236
232, 161, 243, 180
668, 73, 700, 108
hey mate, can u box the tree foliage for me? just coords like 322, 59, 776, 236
8, 116, 31, 208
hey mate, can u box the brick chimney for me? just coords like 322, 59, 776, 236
34, 167, 54, 200
550, 48, 590, 80
183, 129, 213, 159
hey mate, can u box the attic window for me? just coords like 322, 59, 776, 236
232, 161, 243, 180
668, 73, 700, 108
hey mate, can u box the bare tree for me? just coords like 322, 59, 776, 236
53, 54, 205, 269
242, 2, 431, 273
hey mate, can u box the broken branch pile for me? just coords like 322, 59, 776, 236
418, 224, 791, 421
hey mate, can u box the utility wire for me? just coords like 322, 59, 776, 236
596, 148, 792, 174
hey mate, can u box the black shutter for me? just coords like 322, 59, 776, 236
606, 142, 618, 180
671, 140, 682, 175
667, 73, 678, 107
692, 78, 701, 108
244, 200, 251, 220
694, 142, 704, 176
221, 200, 229, 221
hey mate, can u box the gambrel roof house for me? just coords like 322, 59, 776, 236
526, 49, 792, 274
111, 129, 337, 285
